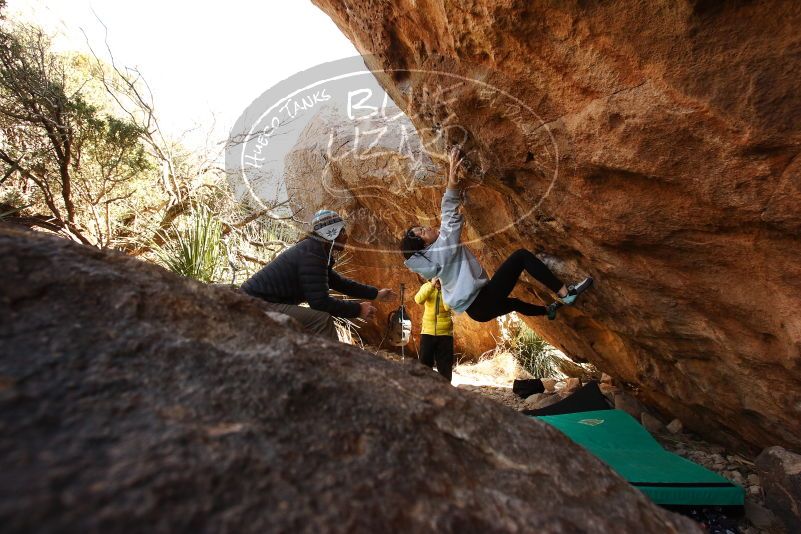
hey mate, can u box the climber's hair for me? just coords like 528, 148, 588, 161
399, 227, 426, 260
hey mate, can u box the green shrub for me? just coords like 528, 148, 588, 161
151, 204, 225, 283
506, 321, 560, 378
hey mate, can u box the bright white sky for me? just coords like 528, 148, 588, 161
6, 0, 361, 147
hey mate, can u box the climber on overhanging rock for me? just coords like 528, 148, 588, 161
241, 210, 397, 340
399, 147, 592, 323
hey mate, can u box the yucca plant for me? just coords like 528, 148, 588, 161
511, 325, 560, 378
495, 316, 561, 378
151, 204, 225, 283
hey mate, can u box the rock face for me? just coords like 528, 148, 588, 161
756, 446, 801, 531
285, 106, 500, 360
311, 0, 801, 451
0, 227, 697, 532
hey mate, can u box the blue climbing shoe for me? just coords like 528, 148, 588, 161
546, 302, 559, 320
560, 277, 594, 305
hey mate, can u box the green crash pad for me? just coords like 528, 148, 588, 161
535, 409, 745, 506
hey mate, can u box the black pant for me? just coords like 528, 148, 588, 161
419, 334, 454, 382
466, 249, 564, 322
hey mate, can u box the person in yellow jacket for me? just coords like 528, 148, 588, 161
414, 277, 454, 382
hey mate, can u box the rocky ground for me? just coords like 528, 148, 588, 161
366, 346, 785, 534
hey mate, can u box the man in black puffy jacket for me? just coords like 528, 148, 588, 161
241, 210, 396, 340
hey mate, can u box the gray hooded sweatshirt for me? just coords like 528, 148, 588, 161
404, 188, 488, 312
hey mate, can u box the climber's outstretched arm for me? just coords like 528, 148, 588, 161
439, 148, 465, 244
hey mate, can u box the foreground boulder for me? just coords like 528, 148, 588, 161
0, 228, 696, 532
311, 0, 801, 451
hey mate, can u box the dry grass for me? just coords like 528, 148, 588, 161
452, 350, 532, 387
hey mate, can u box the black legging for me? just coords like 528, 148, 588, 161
419, 334, 454, 382
466, 249, 563, 323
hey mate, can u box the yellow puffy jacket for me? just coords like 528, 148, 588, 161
414, 282, 453, 336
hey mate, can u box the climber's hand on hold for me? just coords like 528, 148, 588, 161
376, 288, 397, 302
448, 146, 464, 189
359, 302, 377, 321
